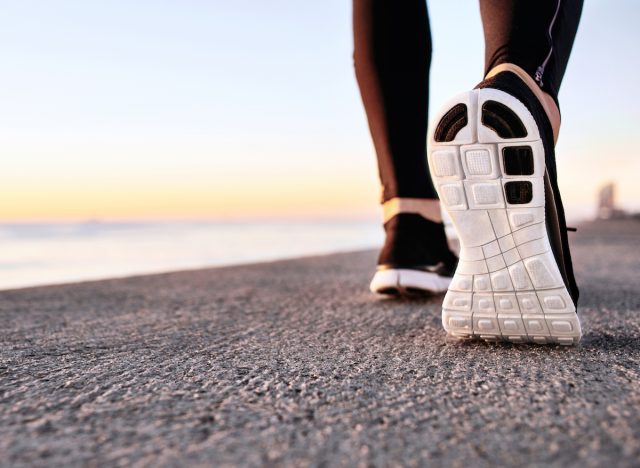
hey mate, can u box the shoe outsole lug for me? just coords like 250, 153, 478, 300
430, 88, 582, 345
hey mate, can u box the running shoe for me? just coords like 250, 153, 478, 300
370, 213, 458, 296
427, 71, 581, 344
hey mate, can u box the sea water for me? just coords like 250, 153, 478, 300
0, 221, 383, 290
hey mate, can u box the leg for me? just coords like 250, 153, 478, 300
353, 0, 458, 296
427, 1, 584, 343
480, 0, 584, 140
353, 0, 436, 206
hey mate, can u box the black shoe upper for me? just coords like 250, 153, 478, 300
475, 71, 580, 306
378, 213, 458, 277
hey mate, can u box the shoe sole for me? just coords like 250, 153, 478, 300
428, 88, 582, 345
370, 269, 451, 296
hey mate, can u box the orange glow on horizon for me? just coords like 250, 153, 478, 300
0, 171, 381, 221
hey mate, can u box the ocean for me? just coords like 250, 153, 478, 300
0, 221, 383, 291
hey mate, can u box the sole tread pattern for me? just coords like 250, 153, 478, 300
429, 89, 582, 345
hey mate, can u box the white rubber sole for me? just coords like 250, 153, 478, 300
370, 268, 452, 296
428, 88, 582, 345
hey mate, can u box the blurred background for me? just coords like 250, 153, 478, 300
1, 0, 638, 289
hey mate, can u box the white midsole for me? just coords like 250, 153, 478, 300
370, 268, 452, 295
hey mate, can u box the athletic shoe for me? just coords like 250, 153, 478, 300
370, 213, 458, 296
427, 71, 581, 345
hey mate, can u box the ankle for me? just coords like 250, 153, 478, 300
485, 63, 561, 144
382, 197, 442, 224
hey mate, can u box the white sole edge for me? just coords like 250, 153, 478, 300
429, 88, 582, 345
370, 269, 452, 296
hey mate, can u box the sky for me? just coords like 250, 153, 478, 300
1, 0, 639, 222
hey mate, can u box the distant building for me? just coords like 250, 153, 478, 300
597, 183, 616, 219
596, 183, 633, 220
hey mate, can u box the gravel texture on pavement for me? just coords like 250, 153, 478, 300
1, 220, 639, 467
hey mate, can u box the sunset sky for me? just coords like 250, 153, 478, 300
1, 0, 639, 221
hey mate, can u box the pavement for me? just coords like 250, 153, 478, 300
1, 219, 639, 467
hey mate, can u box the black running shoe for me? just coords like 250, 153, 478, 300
370, 213, 458, 296
427, 71, 581, 345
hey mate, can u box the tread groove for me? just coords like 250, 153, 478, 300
481, 100, 528, 139
434, 103, 468, 142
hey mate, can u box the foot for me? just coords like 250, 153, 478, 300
370, 213, 458, 296
428, 71, 582, 345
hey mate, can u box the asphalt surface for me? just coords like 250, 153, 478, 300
1, 219, 639, 467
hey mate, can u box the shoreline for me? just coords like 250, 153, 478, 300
4, 218, 635, 293
0, 247, 379, 293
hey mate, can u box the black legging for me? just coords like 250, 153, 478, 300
353, 0, 583, 203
